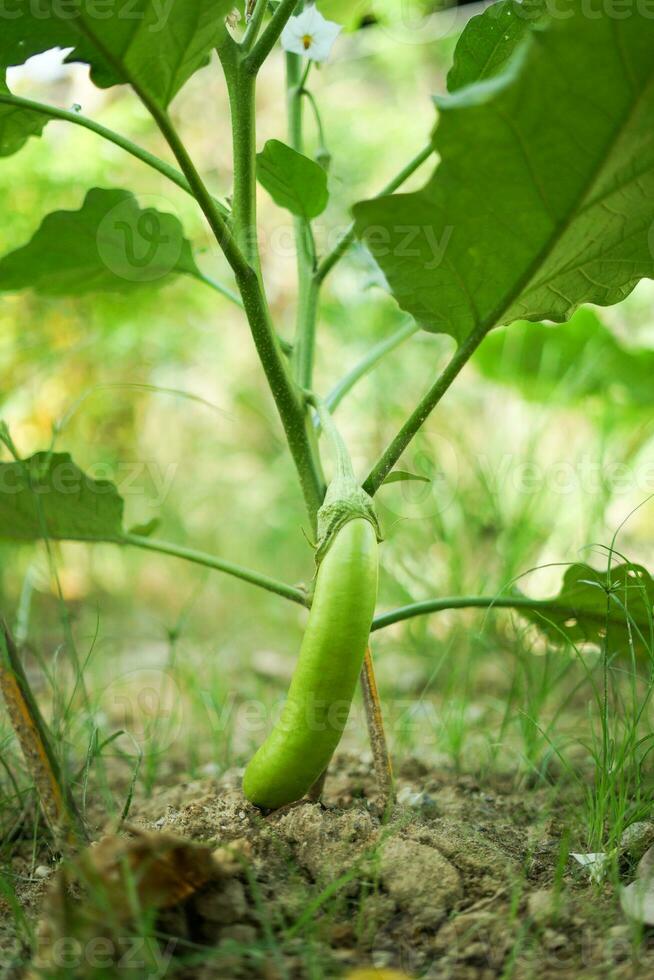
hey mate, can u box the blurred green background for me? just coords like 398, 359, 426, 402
2, 3, 654, 837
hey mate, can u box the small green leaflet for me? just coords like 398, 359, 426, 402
0, 82, 47, 157
0, 188, 202, 295
0, 453, 124, 542
127, 517, 160, 538
353, 2, 654, 344
447, 0, 545, 92
382, 470, 430, 486
256, 140, 329, 220
518, 563, 654, 659
0, 0, 233, 109
474, 307, 654, 408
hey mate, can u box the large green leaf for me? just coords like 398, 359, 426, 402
474, 307, 654, 408
0, 81, 47, 157
256, 140, 329, 220
0, 453, 124, 542
0, 188, 202, 295
519, 563, 654, 659
353, 3, 654, 344
0, 0, 233, 109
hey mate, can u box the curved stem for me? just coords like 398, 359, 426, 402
123, 534, 309, 606
315, 144, 435, 285
0, 92, 225, 208
371, 595, 556, 632
326, 319, 419, 414
363, 323, 488, 496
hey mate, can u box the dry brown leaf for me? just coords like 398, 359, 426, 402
30, 828, 237, 977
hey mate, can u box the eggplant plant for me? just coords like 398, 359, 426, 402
1, 0, 654, 832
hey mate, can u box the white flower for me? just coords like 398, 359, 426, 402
281, 5, 342, 63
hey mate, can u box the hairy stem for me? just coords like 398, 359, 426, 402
150, 70, 323, 524
220, 37, 260, 271
363, 324, 487, 495
123, 534, 309, 606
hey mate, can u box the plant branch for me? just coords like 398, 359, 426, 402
326, 319, 418, 414
146, 101, 251, 278
219, 36, 260, 271
315, 144, 435, 285
0, 92, 227, 210
363, 323, 488, 495
246, 0, 300, 74
123, 534, 309, 606
287, 54, 319, 390
371, 595, 560, 632
148, 89, 324, 522
243, 0, 268, 50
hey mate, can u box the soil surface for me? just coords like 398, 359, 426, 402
2, 754, 654, 978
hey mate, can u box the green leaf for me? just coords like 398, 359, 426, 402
381, 470, 430, 486
519, 563, 654, 659
0, 188, 202, 295
447, 0, 545, 92
0, 452, 124, 542
353, 3, 654, 344
0, 0, 233, 109
256, 140, 329, 220
127, 517, 160, 538
0, 80, 47, 157
474, 307, 654, 408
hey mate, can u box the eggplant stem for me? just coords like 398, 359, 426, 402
361, 646, 394, 806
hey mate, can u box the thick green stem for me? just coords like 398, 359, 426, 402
237, 266, 325, 524
149, 59, 323, 526
220, 38, 260, 272
363, 323, 488, 496
123, 534, 309, 606
316, 144, 435, 285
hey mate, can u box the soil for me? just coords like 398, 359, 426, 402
2, 754, 654, 979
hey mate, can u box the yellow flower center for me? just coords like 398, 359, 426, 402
302, 34, 313, 50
